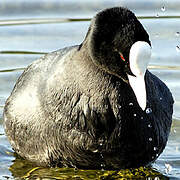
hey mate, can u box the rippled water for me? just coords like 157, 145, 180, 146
0, 0, 180, 179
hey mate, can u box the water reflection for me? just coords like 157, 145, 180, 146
1, 16, 180, 27
0, 18, 91, 26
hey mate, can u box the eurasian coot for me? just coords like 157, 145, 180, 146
3, 7, 174, 169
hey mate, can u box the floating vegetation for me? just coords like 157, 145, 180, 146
9, 158, 168, 180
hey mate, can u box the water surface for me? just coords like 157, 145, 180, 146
0, 0, 180, 179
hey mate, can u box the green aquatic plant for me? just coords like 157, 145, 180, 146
9, 157, 168, 180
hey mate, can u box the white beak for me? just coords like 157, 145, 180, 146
127, 41, 152, 111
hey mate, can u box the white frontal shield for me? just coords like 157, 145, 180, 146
128, 41, 152, 111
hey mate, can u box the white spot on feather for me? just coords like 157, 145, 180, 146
146, 108, 152, 114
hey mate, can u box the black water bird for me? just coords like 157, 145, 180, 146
3, 7, 174, 169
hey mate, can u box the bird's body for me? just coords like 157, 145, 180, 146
3, 7, 173, 169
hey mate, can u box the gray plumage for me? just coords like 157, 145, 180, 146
3, 7, 173, 169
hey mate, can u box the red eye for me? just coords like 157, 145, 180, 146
120, 54, 126, 61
